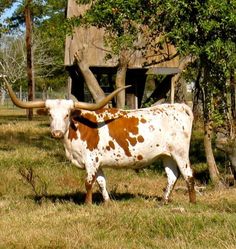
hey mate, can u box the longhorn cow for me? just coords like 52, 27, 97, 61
6, 83, 196, 204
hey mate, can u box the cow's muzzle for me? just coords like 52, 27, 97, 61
51, 130, 64, 139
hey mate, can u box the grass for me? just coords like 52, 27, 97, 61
1, 107, 236, 248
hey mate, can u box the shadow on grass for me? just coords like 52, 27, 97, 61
30, 191, 141, 206
0, 128, 59, 152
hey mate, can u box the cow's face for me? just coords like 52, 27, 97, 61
45, 99, 74, 139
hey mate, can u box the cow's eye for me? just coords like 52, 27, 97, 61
64, 114, 69, 119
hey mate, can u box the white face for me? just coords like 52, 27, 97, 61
45, 99, 74, 139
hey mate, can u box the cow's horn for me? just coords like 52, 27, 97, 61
74, 85, 131, 110
5, 82, 45, 109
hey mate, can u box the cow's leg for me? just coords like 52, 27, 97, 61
85, 176, 96, 204
173, 154, 196, 204
162, 156, 180, 204
85, 165, 97, 204
96, 168, 110, 202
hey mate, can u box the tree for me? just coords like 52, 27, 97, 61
153, 0, 236, 185
24, 0, 34, 119
0, 33, 65, 94
0, 1, 14, 34
0, 36, 26, 84
1, 0, 68, 110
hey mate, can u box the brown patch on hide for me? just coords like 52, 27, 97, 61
109, 140, 115, 150
149, 125, 155, 132
141, 118, 147, 123
68, 125, 78, 141
71, 110, 99, 151
137, 135, 144, 143
103, 109, 140, 157
137, 155, 143, 160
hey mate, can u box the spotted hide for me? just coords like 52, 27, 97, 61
45, 101, 196, 205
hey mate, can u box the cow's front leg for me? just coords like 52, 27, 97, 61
96, 168, 110, 202
85, 176, 96, 204
85, 164, 97, 204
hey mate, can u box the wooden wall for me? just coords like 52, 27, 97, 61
64, 0, 179, 69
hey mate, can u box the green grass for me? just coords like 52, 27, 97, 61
1, 107, 236, 248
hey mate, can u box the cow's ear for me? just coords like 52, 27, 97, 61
36, 108, 49, 116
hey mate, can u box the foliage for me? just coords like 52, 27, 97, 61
154, 0, 236, 110
0, 0, 14, 33
154, 0, 235, 63
0, 0, 14, 14
0, 0, 68, 91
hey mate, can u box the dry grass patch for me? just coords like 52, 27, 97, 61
1, 110, 236, 248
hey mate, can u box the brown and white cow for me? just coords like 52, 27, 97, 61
6, 82, 196, 204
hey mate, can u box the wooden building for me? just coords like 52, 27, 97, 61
64, 0, 180, 108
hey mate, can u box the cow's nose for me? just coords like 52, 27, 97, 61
51, 130, 64, 139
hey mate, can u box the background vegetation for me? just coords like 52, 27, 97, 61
0, 108, 236, 249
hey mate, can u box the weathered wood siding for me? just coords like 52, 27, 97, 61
64, 0, 179, 68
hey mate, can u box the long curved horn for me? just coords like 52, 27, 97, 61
74, 85, 131, 110
5, 82, 45, 109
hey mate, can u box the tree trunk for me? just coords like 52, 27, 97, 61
74, 51, 105, 103
25, 0, 34, 120
0, 88, 5, 105
173, 56, 195, 102
201, 65, 222, 186
204, 120, 221, 185
230, 70, 236, 119
115, 55, 128, 108
216, 132, 236, 179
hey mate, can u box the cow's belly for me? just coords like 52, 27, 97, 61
101, 156, 160, 169
98, 143, 170, 169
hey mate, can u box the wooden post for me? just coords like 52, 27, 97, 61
171, 76, 175, 104
230, 70, 236, 119
25, 0, 34, 120
67, 77, 72, 99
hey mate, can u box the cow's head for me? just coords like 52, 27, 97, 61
46, 99, 74, 138
5, 82, 129, 139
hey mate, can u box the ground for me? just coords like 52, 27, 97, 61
1, 107, 236, 248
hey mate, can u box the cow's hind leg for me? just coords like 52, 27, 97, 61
96, 168, 110, 202
173, 154, 196, 204
162, 156, 180, 204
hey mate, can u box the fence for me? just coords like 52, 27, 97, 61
0, 90, 69, 109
